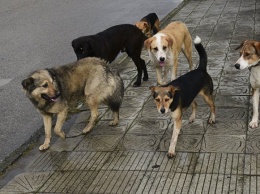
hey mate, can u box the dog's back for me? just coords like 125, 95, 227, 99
71, 24, 147, 62
167, 36, 213, 110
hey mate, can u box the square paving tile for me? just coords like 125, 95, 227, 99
246, 136, 260, 154
116, 134, 162, 151
215, 95, 249, 107
159, 134, 203, 153
202, 135, 246, 153
205, 120, 247, 135
128, 117, 169, 135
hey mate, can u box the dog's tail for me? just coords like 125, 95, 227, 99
194, 36, 207, 71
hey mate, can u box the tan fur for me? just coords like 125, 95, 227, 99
145, 22, 193, 85
22, 57, 124, 151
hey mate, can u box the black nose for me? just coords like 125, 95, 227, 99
235, 63, 240, 69
56, 91, 60, 96
159, 57, 165, 62
160, 108, 165, 114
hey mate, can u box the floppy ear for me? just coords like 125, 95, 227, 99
235, 40, 246, 50
165, 35, 173, 47
253, 42, 260, 56
21, 77, 34, 90
144, 37, 154, 50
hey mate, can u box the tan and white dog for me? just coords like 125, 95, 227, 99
235, 40, 260, 128
144, 21, 193, 85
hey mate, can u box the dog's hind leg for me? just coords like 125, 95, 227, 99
250, 88, 259, 128
189, 100, 197, 123
54, 108, 67, 139
168, 108, 182, 158
110, 111, 119, 126
83, 100, 99, 133
200, 91, 216, 124
182, 36, 193, 70
40, 113, 52, 151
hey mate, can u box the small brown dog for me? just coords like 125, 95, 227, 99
235, 40, 260, 128
144, 21, 193, 85
135, 13, 160, 37
150, 36, 215, 158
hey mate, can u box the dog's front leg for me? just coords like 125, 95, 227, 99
40, 113, 52, 151
171, 58, 178, 81
189, 101, 197, 123
54, 108, 67, 139
250, 88, 259, 128
156, 67, 164, 85
83, 101, 99, 133
168, 108, 182, 158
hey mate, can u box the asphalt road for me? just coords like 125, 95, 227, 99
0, 0, 181, 166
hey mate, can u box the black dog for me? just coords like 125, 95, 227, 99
71, 24, 148, 87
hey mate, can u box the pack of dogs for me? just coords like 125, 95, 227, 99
21, 12, 260, 158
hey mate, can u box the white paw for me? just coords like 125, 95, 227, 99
249, 120, 258, 128
109, 120, 118, 126
189, 116, 195, 123
39, 143, 50, 151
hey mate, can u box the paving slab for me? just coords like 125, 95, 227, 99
1, 0, 260, 193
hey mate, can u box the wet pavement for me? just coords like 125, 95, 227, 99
0, 0, 260, 193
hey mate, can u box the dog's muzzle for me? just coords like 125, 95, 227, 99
235, 63, 240, 69
41, 91, 61, 102
160, 108, 166, 114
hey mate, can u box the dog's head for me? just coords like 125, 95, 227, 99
149, 85, 178, 114
135, 21, 151, 37
71, 37, 95, 60
22, 70, 60, 103
234, 40, 260, 70
144, 33, 173, 66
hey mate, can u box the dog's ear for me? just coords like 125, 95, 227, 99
143, 21, 148, 28
21, 77, 34, 90
165, 35, 173, 47
235, 40, 246, 50
169, 85, 179, 95
149, 86, 156, 92
144, 37, 154, 50
253, 42, 260, 56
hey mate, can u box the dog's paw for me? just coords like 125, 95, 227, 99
109, 120, 118, 126
39, 144, 50, 151
143, 76, 148, 81
56, 131, 66, 139
133, 81, 141, 87
208, 115, 216, 124
249, 120, 258, 128
189, 116, 195, 123
167, 152, 176, 159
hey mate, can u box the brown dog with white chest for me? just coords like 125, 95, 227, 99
135, 13, 160, 37
144, 21, 193, 85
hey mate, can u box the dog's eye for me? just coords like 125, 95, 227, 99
165, 98, 170, 102
245, 52, 251, 57
42, 83, 48, 88
163, 46, 167, 50
155, 98, 160, 102
153, 47, 158, 52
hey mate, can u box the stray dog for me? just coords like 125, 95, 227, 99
135, 13, 160, 37
234, 40, 260, 128
144, 21, 193, 85
71, 24, 147, 87
21, 57, 124, 151
149, 36, 215, 158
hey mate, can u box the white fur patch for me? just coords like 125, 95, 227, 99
194, 36, 201, 44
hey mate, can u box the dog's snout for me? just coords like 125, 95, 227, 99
160, 108, 166, 114
235, 63, 240, 69
159, 57, 165, 62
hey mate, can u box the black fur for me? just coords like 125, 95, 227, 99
141, 13, 159, 34
71, 24, 148, 87
165, 39, 213, 111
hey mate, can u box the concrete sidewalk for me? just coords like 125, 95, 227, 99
0, 0, 260, 193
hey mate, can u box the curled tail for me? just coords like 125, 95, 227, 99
194, 36, 207, 71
